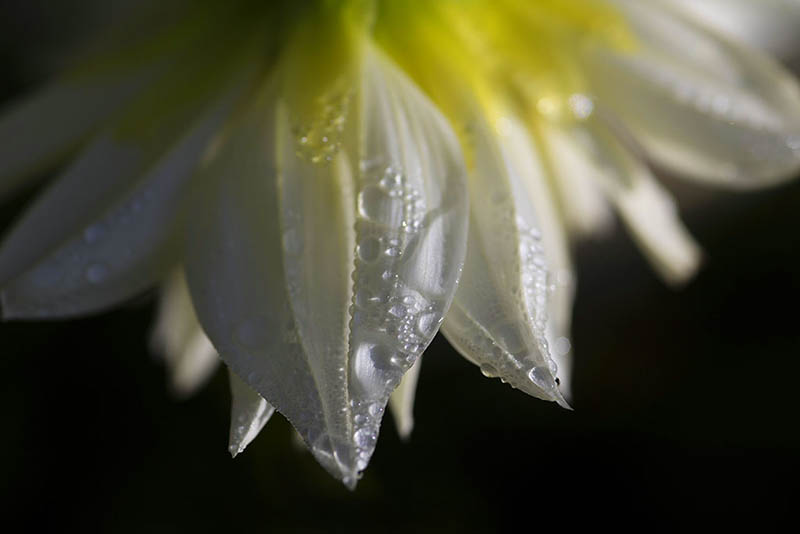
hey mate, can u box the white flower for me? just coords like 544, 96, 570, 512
1, 0, 799, 488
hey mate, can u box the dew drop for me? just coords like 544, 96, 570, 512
480, 364, 498, 378
354, 428, 376, 449
357, 237, 381, 262
83, 225, 104, 244
85, 263, 109, 284
367, 403, 383, 417
358, 185, 402, 227
528, 366, 552, 389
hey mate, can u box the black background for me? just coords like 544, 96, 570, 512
1, 4, 799, 532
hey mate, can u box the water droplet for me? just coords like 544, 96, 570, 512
354, 428, 376, 449
480, 364, 498, 378
528, 366, 552, 389
85, 263, 109, 284
553, 337, 571, 357
357, 237, 381, 262
358, 185, 402, 227
568, 93, 594, 120
83, 225, 104, 244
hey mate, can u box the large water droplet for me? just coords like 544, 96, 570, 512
357, 236, 381, 262
358, 185, 402, 227
528, 366, 552, 390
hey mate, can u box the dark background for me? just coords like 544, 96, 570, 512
1, 4, 799, 532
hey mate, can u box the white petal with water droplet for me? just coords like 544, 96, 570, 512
186, 49, 467, 487
585, 0, 800, 187
442, 111, 568, 407
228, 370, 275, 458
341, 49, 468, 471
184, 88, 354, 483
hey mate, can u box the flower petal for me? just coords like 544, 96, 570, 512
388, 356, 422, 440
547, 118, 702, 285
151, 271, 219, 397
0, 70, 251, 319
665, 0, 800, 58
0, 73, 154, 197
585, 0, 800, 187
186, 50, 467, 487
185, 92, 352, 481
228, 370, 275, 458
443, 112, 568, 407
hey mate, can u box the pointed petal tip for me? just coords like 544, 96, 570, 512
553, 391, 574, 411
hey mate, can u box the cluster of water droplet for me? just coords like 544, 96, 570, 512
515, 217, 560, 392
294, 89, 352, 165
347, 161, 438, 472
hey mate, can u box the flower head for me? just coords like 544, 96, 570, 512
1, 0, 799, 488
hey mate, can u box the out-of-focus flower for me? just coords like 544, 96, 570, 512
1, 0, 799, 488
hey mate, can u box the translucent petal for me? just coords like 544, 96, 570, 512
0, 74, 249, 319
339, 49, 468, 470
549, 119, 702, 285
388, 356, 422, 440
539, 113, 615, 239
185, 94, 350, 481
228, 370, 275, 458
442, 112, 568, 407
585, 0, 800, 187
172, 331, 218, 398
665, 0, 800, 57
186, 50, 467, 487
514, 121, 578, 398
151, 270, 198, 370
0, 72, 154, 197
151, 271, 219, 397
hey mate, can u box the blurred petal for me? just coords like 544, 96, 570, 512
228, 370, 275, 458
0, 67, 253, 319
540, 109, 615, 239
665, 0, 800, 58
186, 50, 468, 488
443, 111, 568, 407
388, 356, 422, 440
585, 0, 800, 187
552, 119, 702, 285
0, 72, 153, 197
151, 270, 219, 398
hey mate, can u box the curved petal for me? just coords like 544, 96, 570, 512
584, 0, 800, 187
0, 66, 253, 319
186, 50, 468, 488
151, 270, 219, 397
442, 111, 568, 408
388, 356, 422, 440
0, 71, 155, 198
548, 119, 702, 285
228, 370, 275, 458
